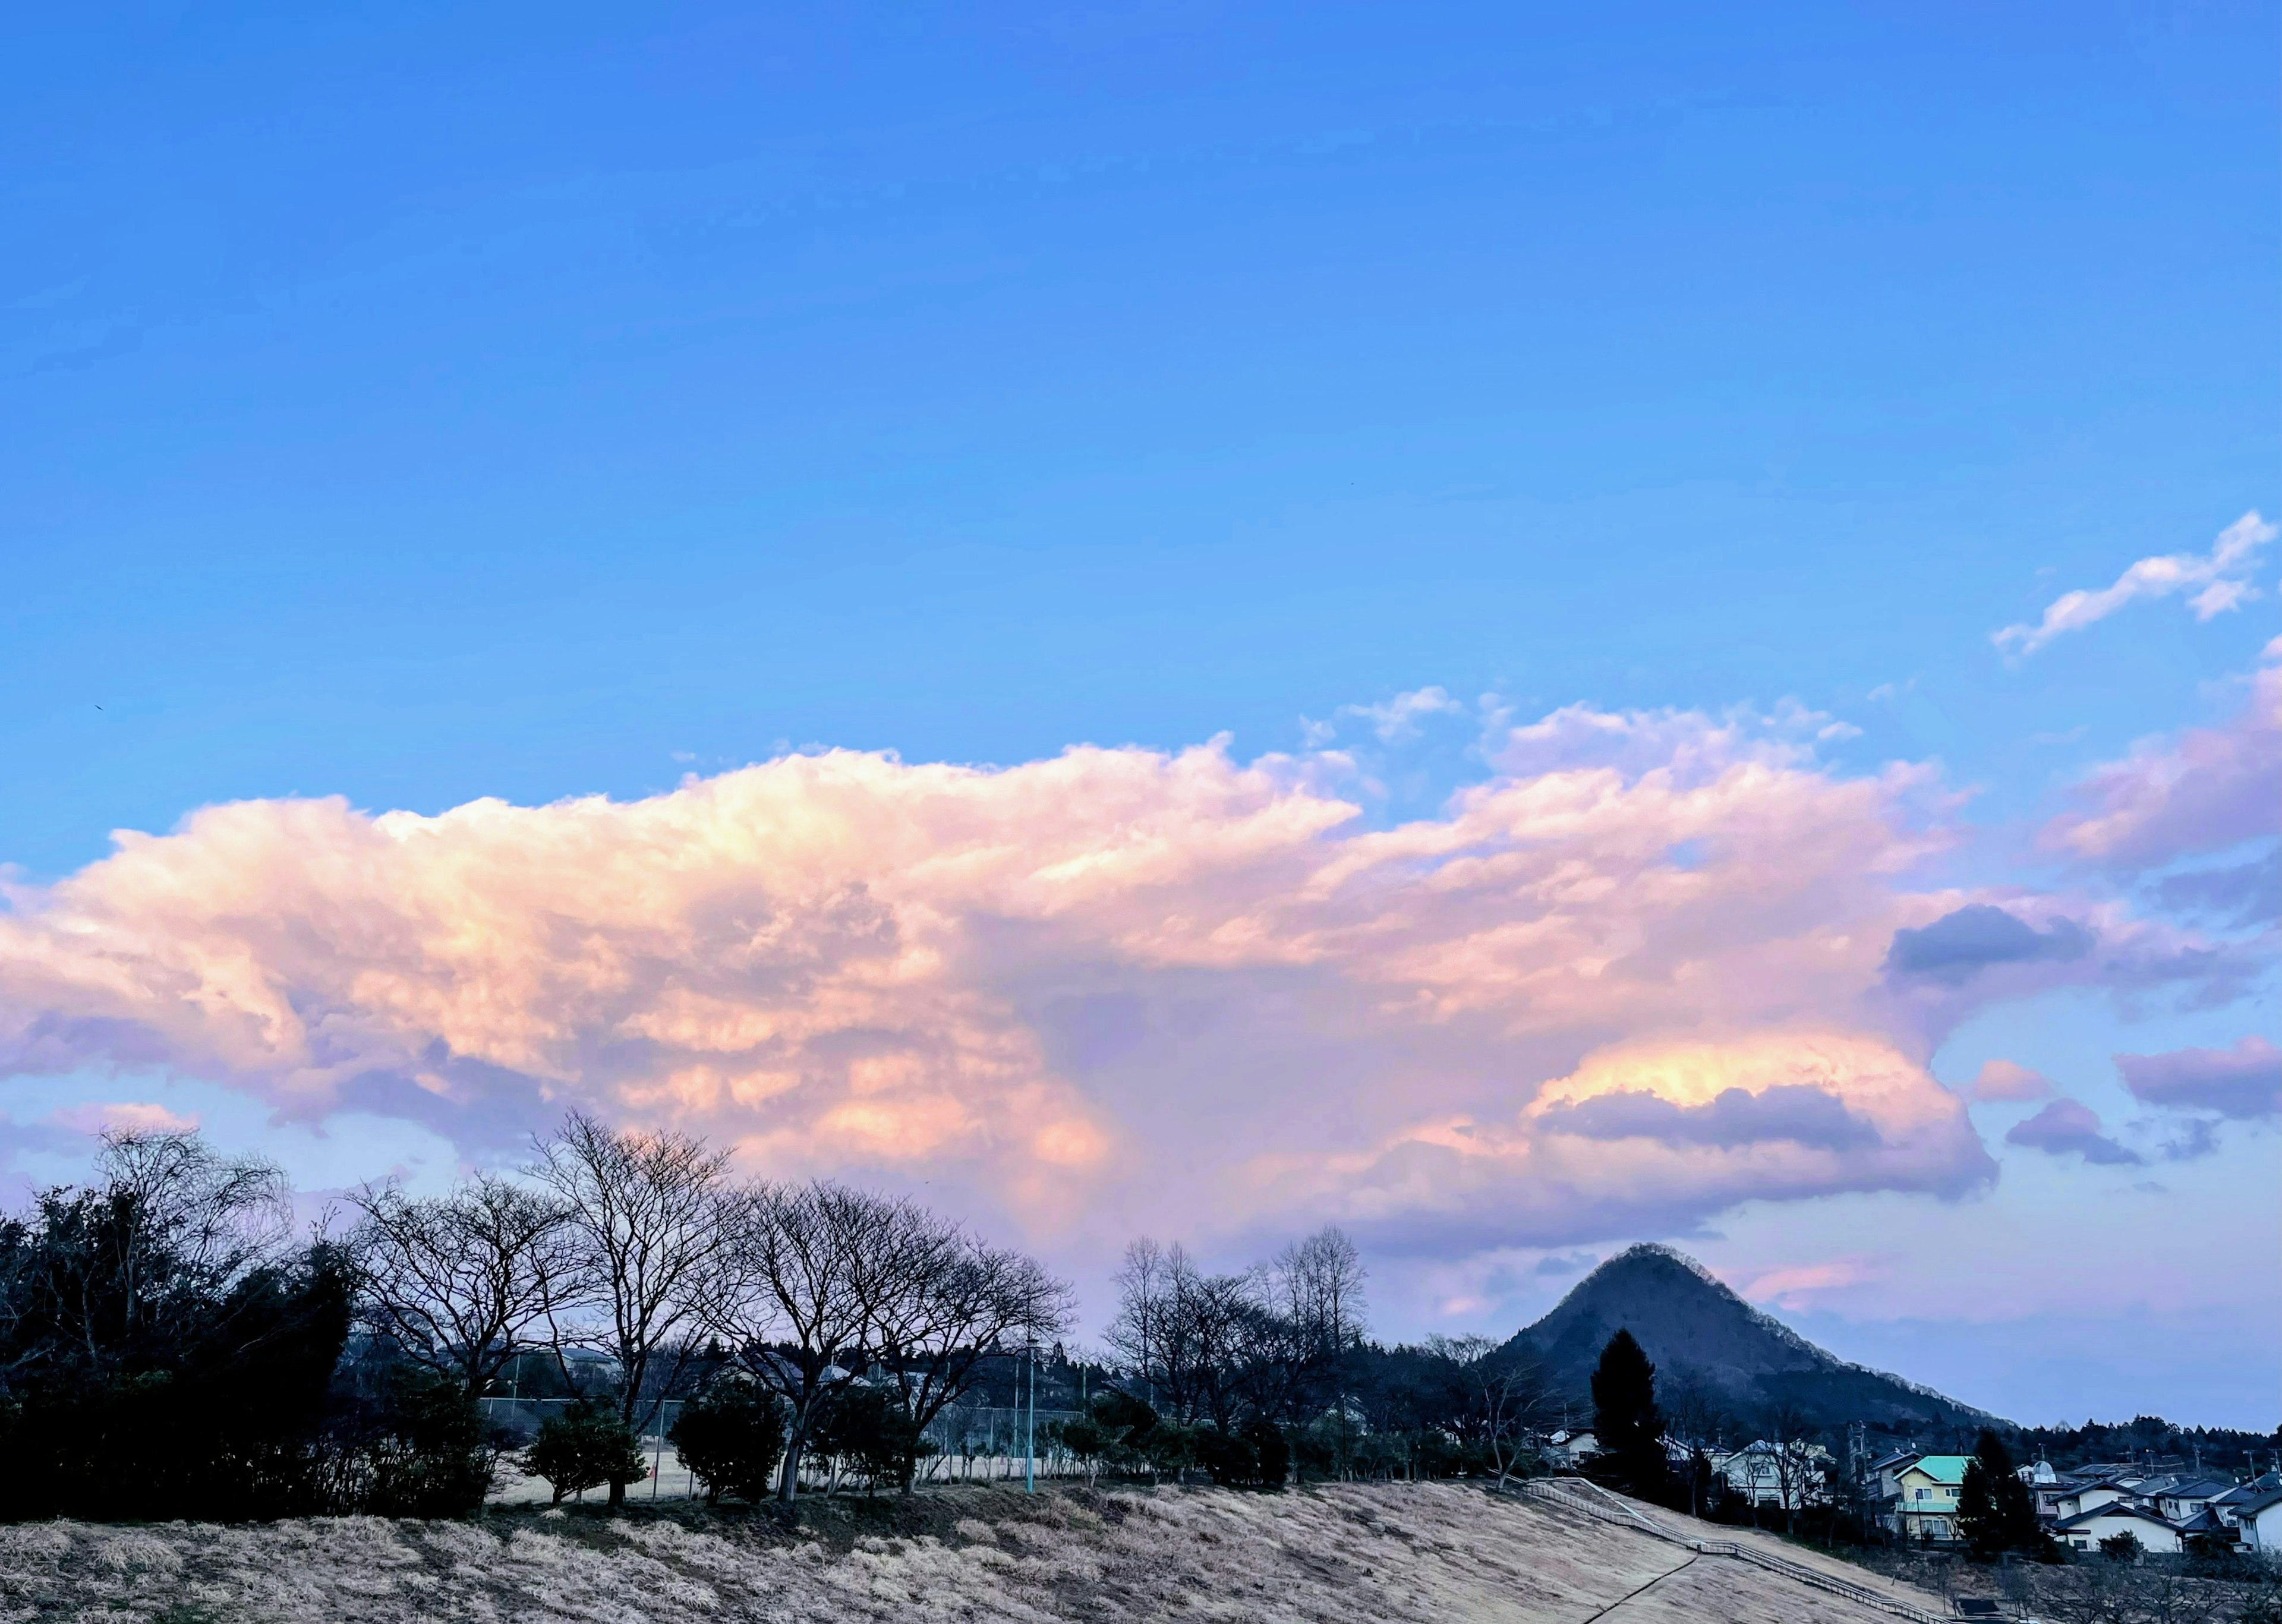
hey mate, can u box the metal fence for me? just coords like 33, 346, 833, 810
477, 1396, 1092, 1502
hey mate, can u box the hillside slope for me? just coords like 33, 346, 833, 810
0, 1480, 1943, 1623
1503, 1244, 1997, 1435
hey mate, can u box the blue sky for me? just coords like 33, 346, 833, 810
2, 2, 2275, 1425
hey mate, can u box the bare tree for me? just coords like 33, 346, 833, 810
1430, 1333, 1553, 1486
1105, 1238, 1171, 1408
1270, 1226, 1367, 1368
869, 1226, 1073, 1481
1760, 1403, 1824, 1532
705, 1180, 899, 1505
533, 1113, 730, 1504
1105, 1243, 1262, 1429
349, 1174, 578, 1396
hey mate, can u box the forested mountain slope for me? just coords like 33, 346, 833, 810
1502, 1245, 2000, 1436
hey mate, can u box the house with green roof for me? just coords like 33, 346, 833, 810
1893, 1455, 1972, 1544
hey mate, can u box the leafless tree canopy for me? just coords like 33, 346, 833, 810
349, 1174, 578, 1395
1106, 1228, 1367, 1433
705, 1180, 1075, 1502
532, 1112, 732, 1488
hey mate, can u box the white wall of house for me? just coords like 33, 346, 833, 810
2240, 1500, 2282, 1551
2057, 1511, 2183, 1556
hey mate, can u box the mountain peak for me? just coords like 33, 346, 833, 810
1504, 1245, 1999, 1438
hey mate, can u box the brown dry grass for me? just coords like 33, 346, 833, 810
0, 1480, 1948, 1623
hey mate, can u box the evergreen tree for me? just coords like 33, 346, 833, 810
1588, 1330, 1669, 1503
1956, 1429, 2045, 1559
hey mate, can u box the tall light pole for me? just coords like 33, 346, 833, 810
1025, 1333, 1036, 1495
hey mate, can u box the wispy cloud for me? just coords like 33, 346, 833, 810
1744, 1254, 1887, 1310
1301, 685, 1465, 746
1993, 512, 2275, 657
46, 1102, 200, 1137
2041, 636, 2281, 871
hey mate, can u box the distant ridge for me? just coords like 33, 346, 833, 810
1501, 1244, 2003, 1438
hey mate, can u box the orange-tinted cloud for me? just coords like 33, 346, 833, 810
0, 701, 2188, 1247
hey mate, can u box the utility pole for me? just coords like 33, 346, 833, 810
1025, 1337, 1036, 1495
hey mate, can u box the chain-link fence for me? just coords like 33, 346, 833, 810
478, 1397, 1090, 1501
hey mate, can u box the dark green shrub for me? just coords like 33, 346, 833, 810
525, 1399, 647, 1504
1246, 1418, 1290, 1489
0, 1137, 354, 1522
354, 1375, 497, 1518
1194, 1426, 1257, 1487
812, 1386, 926, 1491
669, 1383, 787, 1504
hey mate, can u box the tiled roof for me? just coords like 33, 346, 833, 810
2054, 1502, 2175, 1532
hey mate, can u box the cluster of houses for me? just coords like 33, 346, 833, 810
1543, 1427, 2282, 1556
1867, 1448, 2282, 1555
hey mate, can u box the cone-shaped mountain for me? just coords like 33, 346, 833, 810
1499, 1244, 2000, 1436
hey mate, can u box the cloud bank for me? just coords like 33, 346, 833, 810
0, 699, 2236, 1256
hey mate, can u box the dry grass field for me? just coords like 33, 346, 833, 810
0, 1480, 1947, 1624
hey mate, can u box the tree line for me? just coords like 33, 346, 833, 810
0, 1117, 1578, 1522
0, 1117, 1071, 1519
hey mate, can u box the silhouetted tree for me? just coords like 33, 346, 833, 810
0, 1131, 352, 1521
1588, 1329, 1668, 1503
534, 1114, 730, 1506
1958, 1428, 2046, 1559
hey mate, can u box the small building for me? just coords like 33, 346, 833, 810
2048, 1478, 2135, 1521
2051, 1501, 2185, 1556
2214, 1472, 2281, 1531
2233, 1486, 2282, 1552
1867, 1449, 1922, 1502
1893, 1455, 1972, 1543
1545, 1430, 1598, 1467
1715, 1440, 1832, 1511
2154, 1478, 2237, 1525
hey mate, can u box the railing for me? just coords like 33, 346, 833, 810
1511, 1477, 1956, 1624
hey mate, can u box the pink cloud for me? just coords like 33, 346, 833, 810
1970, 1059, 2056, 1103
47, 1102, 200, 1136
0, 701, 2163, 1252
1744, 1254, 1888, 1310
2041, 638, 2282, 871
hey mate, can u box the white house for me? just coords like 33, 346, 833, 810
2051, 1501, 2185, 1556
2154, 1478, 2236, 1525
1545, 1430, 1598, 1467
2048, 1480, 2133, 1521
1716, 1440, 1832, 1511
2234, 1486, 2282, 1552
2214, 1473, 2281, 1531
